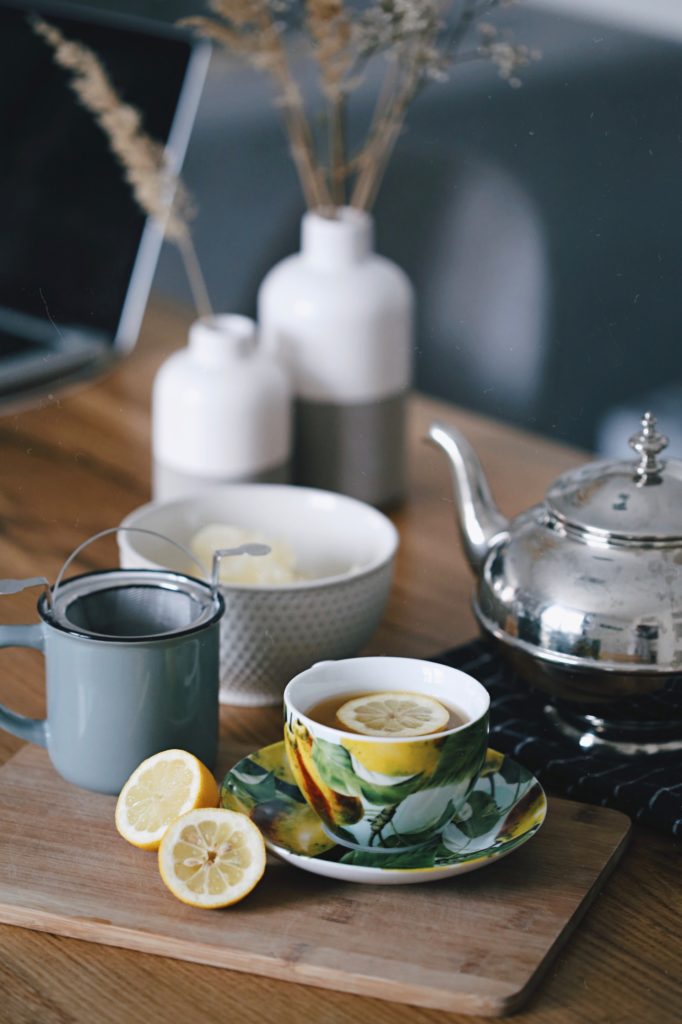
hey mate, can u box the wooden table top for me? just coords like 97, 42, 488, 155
0, 300, 679, 1024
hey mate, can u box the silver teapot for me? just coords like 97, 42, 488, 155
429, 413, 682, 753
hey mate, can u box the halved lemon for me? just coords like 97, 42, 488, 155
336, 692, 450, 737
158, 808, 266, 909
115, 750, 219, 851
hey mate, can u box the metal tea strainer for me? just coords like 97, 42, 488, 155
0, 527, 269, 642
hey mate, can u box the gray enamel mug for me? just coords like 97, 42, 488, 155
0, 563, 224, 795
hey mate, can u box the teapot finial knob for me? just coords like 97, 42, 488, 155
629, 411, 668, 483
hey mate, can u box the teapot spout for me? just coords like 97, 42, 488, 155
427, 421, 509, 573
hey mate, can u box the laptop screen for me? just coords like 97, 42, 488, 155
0, 1, 204, 392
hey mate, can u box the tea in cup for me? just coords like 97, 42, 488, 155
283, 657, 489, 851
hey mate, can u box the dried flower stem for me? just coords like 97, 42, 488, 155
352, 70, 419, 211
305, 0, 353, 207
184, 1, 535, 215
182, 0, 532, 214
328, 93, 346, 205
31, 16, 212, 318
184, 2, 333, 212
176, 234, 213, 321
351, 0, 512, 210
274, 68, 333, 210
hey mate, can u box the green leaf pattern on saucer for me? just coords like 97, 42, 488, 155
221, 743, 546, 871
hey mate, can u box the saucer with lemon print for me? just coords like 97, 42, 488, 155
221, 742, 546, 885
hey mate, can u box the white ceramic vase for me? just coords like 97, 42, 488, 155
152, 314, 292, 501
257, 208, 413, 507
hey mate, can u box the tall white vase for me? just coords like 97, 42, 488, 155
257, 207, 413, 507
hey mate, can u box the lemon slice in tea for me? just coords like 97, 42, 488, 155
336, 692, 451, 737
115, 749, 219, 851
158, 808, 266, 909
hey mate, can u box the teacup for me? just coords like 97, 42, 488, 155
283, 657, 489, 851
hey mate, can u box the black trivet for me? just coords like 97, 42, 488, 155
435, 639, 682, 836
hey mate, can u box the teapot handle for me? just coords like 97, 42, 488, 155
0, 624, 47, 747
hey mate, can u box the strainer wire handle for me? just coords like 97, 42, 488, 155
50, 527, 209, 610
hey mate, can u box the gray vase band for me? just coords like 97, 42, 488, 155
294, 392, 406, 507
153, 459, 291, 502
0, 574, 222, 795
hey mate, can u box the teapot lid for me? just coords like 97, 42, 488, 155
545, 412, 682, 543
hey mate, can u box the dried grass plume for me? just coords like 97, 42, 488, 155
31, 16, 211, 316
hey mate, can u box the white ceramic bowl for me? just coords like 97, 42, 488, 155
118, 485, 398, 706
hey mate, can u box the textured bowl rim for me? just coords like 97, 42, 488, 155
118, 484, 399, 593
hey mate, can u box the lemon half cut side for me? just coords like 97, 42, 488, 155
115, 749, 219, 851
336, 692, 451, 737
158, 808, 266, 909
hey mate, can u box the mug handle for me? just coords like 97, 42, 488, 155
0, 624, 47, 747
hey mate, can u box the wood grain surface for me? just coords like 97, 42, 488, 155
0, 300, 680, 1024
0, 747, 630, 1018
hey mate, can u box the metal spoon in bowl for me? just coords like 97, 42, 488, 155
211, 544, 271, 588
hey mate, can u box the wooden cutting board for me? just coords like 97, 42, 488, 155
0, 745, 630, 1017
